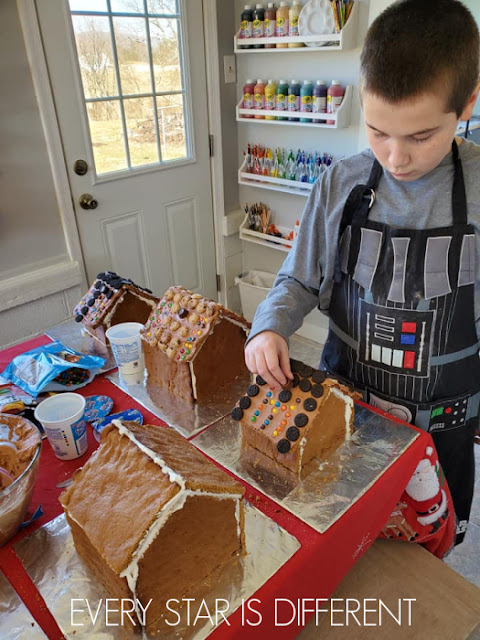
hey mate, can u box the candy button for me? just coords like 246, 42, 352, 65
254, 410, 260, 417
286, 426, 300, 441
270, 400, 275, 405
281, 420, 287, 426
267, 391, 272, 398
281, 405, 287, 411
294, 413, 308, 428
304, 398, 317, 412
275, 401, 280, 407
290, 405, 296, 411
265, 419, 270, 426
277, 438, 291, 453
82, 306, 89, 315
247, 384, 260, 397
279, 389, 292, 403
251, 416, 256, 422
272, 408, 278, 414
231, 406, 243, 421
239, 396, 252, 410
273, 430, 278, 437
285, 412, 291, 418
75, 314, 83, 323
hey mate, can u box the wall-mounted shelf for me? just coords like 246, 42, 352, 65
234, 2, 358, 53
236, 85, 352, 129
239, 214, 292, 252
238, 160, 314, 197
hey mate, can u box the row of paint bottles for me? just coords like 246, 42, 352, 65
240, 2, 305, 49
243, 79, 344, 123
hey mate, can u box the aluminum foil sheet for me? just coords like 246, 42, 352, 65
0, 570, 47, 639
192, 405, 419, 533
107, 369, 252, 437
45, 320, 117, 372
15, 507, 300, 640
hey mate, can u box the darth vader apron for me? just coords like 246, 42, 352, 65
321, 140, 480, 543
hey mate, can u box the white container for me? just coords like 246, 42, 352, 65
105, 322, 144, 375
34, 393, 87, 460
235, 270, 277, 322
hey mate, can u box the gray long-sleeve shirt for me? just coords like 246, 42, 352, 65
250, 138, 480, 342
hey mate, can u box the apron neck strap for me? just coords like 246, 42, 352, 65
451, 139, 468, 225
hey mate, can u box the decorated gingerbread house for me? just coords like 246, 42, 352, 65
74, 272, 159, 343
60, 420, 245, 635
141, 286, 250, 402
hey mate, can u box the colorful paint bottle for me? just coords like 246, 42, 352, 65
288, 2, 304, 48
243, 79, 256, 118
276, 1, 289, 48
288, 79, 300, 121
265, 79, 278, 119
254, 79, 266, 118
240, 4, 254, 49
252, 4, 265, 49
327, 80, 345, 125
300, 80, 313, 122
313, 80, 327, 123
275, 79, 289, 120
264, 3, 277, 48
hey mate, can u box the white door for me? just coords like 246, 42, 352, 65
35, 0, 217, 299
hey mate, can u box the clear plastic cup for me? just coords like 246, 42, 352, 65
34, 393, 87, 460
106, 322, 144, 375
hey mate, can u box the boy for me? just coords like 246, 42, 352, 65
245, 0, 480, 544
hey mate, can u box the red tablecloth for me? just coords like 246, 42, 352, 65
0, 335, 451, 640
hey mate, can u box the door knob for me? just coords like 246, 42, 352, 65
79, 193, 98, 210
73, 159, 88, 175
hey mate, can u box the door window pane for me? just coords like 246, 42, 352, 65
113, 17, 152, 95
86, 101, 128, 173
124, 97, 159, 166
110, 0, 144, 13
157, 94, 187, 161
151, 18, 182, 92
147, 0, 178, 14
69, 0, 107, 11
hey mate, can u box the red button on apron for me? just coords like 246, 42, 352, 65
403, 351, 415, 369
401, 322, 417, 333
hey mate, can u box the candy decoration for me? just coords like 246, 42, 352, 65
312, 370, 327, 384
231, 406, 243, 420
311, 384, 324, 398
277, 438, 291, 453
286, 426, 300, 441
239, 396, 252, 410
247, 384, 260, 397
304, 398, 317, 412
256, 375, 267, 386
299, 378, 312, 393
278, 389, 292, 403
294, 413, 308, 427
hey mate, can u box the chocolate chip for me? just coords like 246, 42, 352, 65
279, 389, 292, 403
239, 396, 251, 410
260, 424, 265, 429
106, 290, 114, 299
268, 414, 274, 420
292, 374, 300, 388
286, 426, 300, 441
263, 399, 268, 404
178, 308, 188, 318
81, 306, 89, 315
311, 384, 324, 398
277, 439, 291, 454
87, 298, 95, 307
304, 398, 317, 412
231, 407, 243, 421
312, 370, 326, 384
247, 384, 259, 397
294, 413, 308, 427
299, 378, 312, 393
256, 375, 267, 386
75, 314, 83, 323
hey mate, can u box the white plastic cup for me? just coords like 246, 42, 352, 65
34, 393, 87, 460
106, 322, 144, 374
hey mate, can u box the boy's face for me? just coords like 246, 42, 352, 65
362, 89, 460, 181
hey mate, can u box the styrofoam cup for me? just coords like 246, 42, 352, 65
34, 393, 87, 460
106, 322, 144, 374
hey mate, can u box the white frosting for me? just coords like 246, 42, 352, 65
188, 362, 198, 400
223, 314, 250, 334
330, 387, 354, 441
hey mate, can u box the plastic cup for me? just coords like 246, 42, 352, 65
34, 393, 87, 460
105, 322, 144, 375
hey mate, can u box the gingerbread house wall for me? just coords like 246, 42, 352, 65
107, 290, 156, 328
143, 342, 194, 402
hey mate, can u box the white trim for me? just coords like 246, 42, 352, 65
15, 0, 88, 303
0, 260, 83, 312
203, 0, 226, 305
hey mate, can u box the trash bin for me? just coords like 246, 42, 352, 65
235, 270, 277, 322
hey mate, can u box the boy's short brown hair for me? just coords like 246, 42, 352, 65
360, 0, 479, 117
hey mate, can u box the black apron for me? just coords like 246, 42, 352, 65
321, 140, 480, 543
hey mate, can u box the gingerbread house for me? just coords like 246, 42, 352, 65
60, 420, 245, 635
232, 359, 359, 480
74, 272, 159, 343
140, 286, 250, 403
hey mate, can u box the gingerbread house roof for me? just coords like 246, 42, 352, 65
73, 272, 158, 328
140, 286, 250, 363
60, 421, 244, 578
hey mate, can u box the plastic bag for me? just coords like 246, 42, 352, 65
1, 342, 105, 397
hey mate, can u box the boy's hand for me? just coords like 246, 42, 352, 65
245, 331, 293, 389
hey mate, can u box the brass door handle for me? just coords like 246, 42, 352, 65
79, 194, 98, 210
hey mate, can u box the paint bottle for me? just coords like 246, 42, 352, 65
300, 80, 313, 122
252, 4, 265, 49
293, 219, 300, 240
276, 1, 290, 48
265, 79, 278, 119
242, 79, 256, 118
264, 2, 277, 48
240, 5, 254, 49
275, 79, 289, 120
288, 2, 304, 48
288, 79, 301, 121
312, 80, 327, 123
254, 79, 266, 119
327, 80, 345, 125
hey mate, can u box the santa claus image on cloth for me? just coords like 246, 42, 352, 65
405, 446, 448, 529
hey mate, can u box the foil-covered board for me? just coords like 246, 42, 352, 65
0, 570, 47, 639
15, 508, 300, 640
106, 369, 251, 437
192, 405, 419, 533
45, 320, 117, 373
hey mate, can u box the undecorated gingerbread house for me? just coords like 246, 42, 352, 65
141, 286, 250, 402
232, 359, 359, 481
74, 271, 159, 343
60, 420, 245, 635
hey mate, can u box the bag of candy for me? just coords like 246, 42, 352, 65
1, 342, 105, 396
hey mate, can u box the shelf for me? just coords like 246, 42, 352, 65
236, 85, 353, 129
234, 1, 358, 53
239, 214, 292, 252
238, 160, 314, 197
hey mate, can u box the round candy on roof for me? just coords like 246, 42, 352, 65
84, 395, 114, 422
